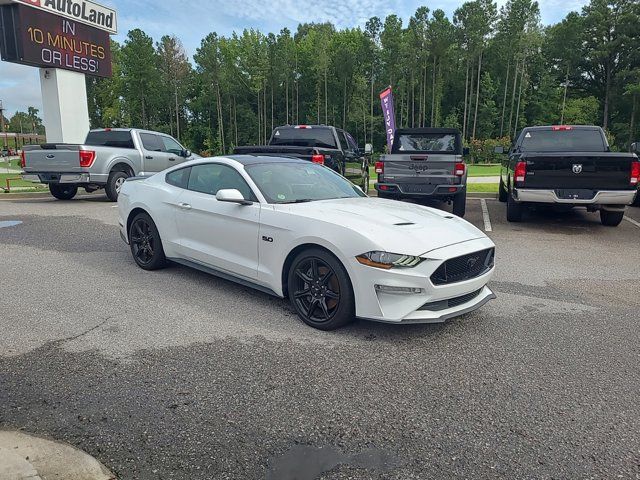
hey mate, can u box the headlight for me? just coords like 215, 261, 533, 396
356, 251, 424, 269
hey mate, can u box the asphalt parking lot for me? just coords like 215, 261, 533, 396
1, 194, 639, 479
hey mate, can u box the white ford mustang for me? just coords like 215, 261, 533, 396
118, 155, 496, 330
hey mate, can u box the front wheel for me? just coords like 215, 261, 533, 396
106, 170, 129, 201
287, 248, 355, 331
600, 209, 624, 227
49, 183, 77, 200
128, 212, 167, 270
452, 190, 466, 217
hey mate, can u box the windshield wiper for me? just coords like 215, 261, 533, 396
278, 198, 315, 204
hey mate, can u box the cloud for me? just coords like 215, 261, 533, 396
0, 63, 42, 116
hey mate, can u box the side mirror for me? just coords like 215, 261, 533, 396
182, 149, 191, 158
631, 142, 638, 154
215, 189, 252, 205
364, 143, 373, 155
463, 147, 470, 156
494, 146, 505, 154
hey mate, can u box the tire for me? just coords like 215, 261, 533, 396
49, 183, 78, 200
600, 209, 624, 227
498, 178, 508, 202
287, 248, 355, 331
632, 190, 640, 207
452, 189, 466, 217
105, 170, 129, 201
128, 212, 167, 270
506, 191, 523, 222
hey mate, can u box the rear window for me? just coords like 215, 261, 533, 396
85, 130, 134, 149
393, 133, 459, 153
270, 127, 337, 149
519, 129, 606, 152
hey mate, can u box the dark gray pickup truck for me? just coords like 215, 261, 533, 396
498, 125, 639, 226
234, 125, 371, 193
374, 128, 469, 217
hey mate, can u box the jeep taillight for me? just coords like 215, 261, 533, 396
20, 150, 26, 168
79, 150, 96, 168
631, 161, 640, 186
454, 162, 466, 176
311, 154, 324, 165
375, 161, 384, 174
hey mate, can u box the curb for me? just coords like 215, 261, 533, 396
0, 430, 115, 479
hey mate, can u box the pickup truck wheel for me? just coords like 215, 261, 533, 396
452, 190, 466, 217
129, 212, 167, 270
506, 191, 523, 222
49, 184, 78, 200
632, 191, 640, 207
106, 171, 129, 201
600, 209, 624, 227
498, 178, 508, 202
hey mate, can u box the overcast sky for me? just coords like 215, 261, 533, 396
0, 0, 590, 118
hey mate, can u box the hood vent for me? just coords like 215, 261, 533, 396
394, 222, 415, 226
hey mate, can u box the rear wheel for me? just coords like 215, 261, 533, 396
288, 248, 354, 331
106, 170, 129, 201
128, 212, 166, 270
49, 183, 77, 200
498, 178, 508, 202
632, 190, 640, 207
506, 190, 523, 222
600, 209, 624, 227
452, 189, 466, 217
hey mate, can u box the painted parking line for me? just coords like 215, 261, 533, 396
624, 215, 640, 228
480, 198, 492, 232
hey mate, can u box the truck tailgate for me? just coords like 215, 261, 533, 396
381, 153, 458, 184
523, 153, 635, 190
23, 145, 83, 173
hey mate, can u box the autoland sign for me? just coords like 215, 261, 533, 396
0, 2, 112, 77
3, 0, 116, 34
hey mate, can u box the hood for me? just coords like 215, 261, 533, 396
282, 197, 487, 256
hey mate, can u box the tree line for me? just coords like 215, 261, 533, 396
81, 0, 638, 156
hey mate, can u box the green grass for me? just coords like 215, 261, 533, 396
468, 183, 499, 193
467, 164, 501, 177
0, 158, 21, 169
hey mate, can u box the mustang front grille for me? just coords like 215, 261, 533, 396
430, 248, 494, 286
418, 288, 484, 311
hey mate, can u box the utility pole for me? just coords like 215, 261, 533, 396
560, 80, 569, 125
0, 100, 7, 149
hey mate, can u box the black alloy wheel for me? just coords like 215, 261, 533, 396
129, 212, 166, 270
288, 248, 354, 330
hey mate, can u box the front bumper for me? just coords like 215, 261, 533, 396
351, 237, 496, 323
515, 188, 637, 206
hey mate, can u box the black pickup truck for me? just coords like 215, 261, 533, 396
498, 125, 639, 226
234, 125, 371, 192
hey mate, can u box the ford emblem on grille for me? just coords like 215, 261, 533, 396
572, 164, 583, 174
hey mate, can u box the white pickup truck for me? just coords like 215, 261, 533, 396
21, 128, 199, 200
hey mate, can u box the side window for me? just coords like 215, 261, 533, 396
166, 167, 191, 189
336, 130, 348, 151
161, 136, 184, 156
187, 163, 256, 200
345, 133, 358, 152
139, 133, 165, 152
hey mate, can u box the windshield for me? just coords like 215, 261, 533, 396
245, 162, 365, 204
394, 133, 458, 153
269, 128, 337, 149
519, 129, 606, 152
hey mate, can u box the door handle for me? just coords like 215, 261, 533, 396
178, 202, 192, 210
169, 158, 176, 161
145, 155, 153, 160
